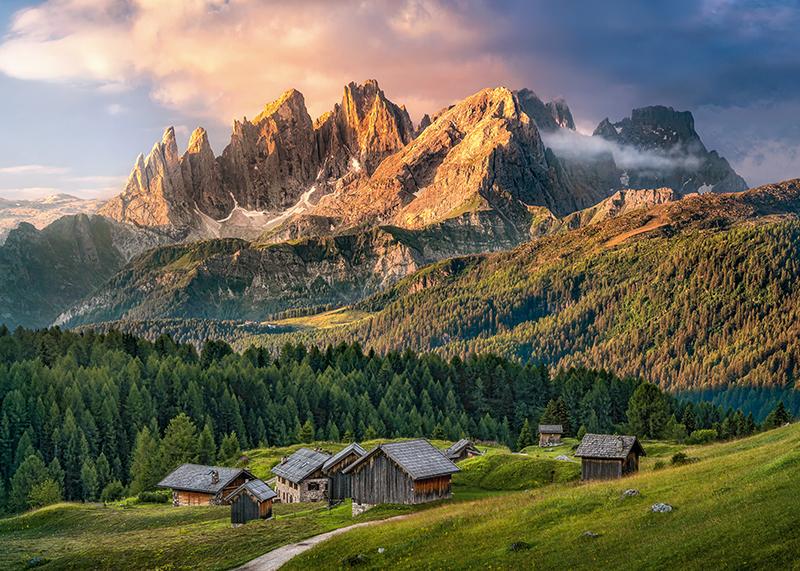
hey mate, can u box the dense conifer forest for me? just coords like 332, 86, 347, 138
1, 326, 790, 514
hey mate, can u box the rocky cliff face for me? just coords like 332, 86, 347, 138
100, 80, 414, 235
515, 89, 576, 132
0, 193, 104, 244
592, 105, 748, 194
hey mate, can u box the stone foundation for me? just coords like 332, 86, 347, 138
352, 502, 375, 516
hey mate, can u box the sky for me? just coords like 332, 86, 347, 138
0, 0, 797, 200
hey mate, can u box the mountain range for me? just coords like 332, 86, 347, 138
4, 78, 789, 393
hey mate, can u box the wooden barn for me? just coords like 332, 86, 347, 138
271, 448, 331, 503
443, 439, 482, 462
343, 439, 459, 516
538, 424, 564, 447
157, 464, 255, 506
322, 442, 367, 503
225, 478, 277, 526
575, 434, 646, 481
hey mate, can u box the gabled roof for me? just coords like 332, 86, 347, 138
538, 425, 564, 434
156, 464, 251, 494
322, 442, 367, 473
344, 439, 459, 480
224, 478, 277, 503
271, 448, 331, 484
574, 434, 646, 459
444, 439, 480, 459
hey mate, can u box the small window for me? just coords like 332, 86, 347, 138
308, 482, 319, 491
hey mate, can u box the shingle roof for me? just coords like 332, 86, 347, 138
157, 464, 250, 494
322, 442, 367, 473
344, 439, 459, 480
271, 448, 331, 484
538, 425, 564, 434
443, 439, 479, 459
224, 478, 277, 503
574, 434, 646, 459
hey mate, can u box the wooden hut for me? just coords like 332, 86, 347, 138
271, 448, 331, 503
443, 439, 482, 462
225, 479, 277, 525
538, 425, 564, 447
156, 464, 255, 506
322, 442, 367, 502
343, 439, 459, 516
574, 434, 646, 480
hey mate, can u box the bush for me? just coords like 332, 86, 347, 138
101, 481, 126, 503
653, 460, 666, 470
137, 489, 171, 504
687, 429, 718, 444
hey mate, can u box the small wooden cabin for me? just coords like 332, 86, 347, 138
271, 448, 331, 503
538, 425, 563, 447
225, 479, 277, 525
574, 434, 646, 481
443, 439, 482, 462
156, 464, 255, 506
322, 442, 367, 502
343, 439, 459, 516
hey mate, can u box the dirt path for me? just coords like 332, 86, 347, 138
235, 514, 411, 571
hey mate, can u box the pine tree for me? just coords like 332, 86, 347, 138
219, 433, 241, 463
95, 453, 111, 493
763, 401, 791, 429
626, 383, 671, 439
80, 460, 98, 502
298, 419, 315, 443
9, 455, 49, 512
159, 413, 199, 473
27, 479, 62, 510
129, 426, 161, 495
197, 422, 217, 465
516, 419, 534, 451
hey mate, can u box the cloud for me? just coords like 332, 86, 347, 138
105, 103, 127, 116
541, 130, 702, 172
0, 186, 60, 199
0, 0, 524, 122
0, 164, 69, 175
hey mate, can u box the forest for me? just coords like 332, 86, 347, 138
1, 325, 791, 515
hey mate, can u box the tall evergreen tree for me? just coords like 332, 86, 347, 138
197, 422, 217, 465
516, 419, 534, 450
159, 413, 199, 474
129, 426, 161, 495
627, 383, 671, 439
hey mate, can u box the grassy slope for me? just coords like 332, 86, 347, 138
286, 424, 800, 570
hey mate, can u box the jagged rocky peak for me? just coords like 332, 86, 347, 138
311, 85, 557, 234
317, 79, 414, 176
415, 113, 432, 137
99, 126, 195, 229
514, 88, 575, 132
181, 127, 227, 218
591, 105, 747, 195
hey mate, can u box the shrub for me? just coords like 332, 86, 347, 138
687, 429, 718, 444
137, 490, 171, 504
653, 460, 666, 470
101, 481, 126, 503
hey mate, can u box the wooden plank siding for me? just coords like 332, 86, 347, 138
326, 452, 362, 501
175, 491, 215, 506
581, 458, 623, 480
350, 454, 453, 505
230, 494, 273, 524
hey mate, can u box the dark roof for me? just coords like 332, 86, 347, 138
271, 448, 331, 484
323, 442, 367, 473
444, 439, 479, 459
344, 439, 459, 480
156, 464, 250, 494
538, 425, 564, 434
224, 478, 277, 503
574, 434, 646, 459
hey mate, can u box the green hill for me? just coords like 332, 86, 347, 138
247, 179, 800, 393
285, 423, 800, 570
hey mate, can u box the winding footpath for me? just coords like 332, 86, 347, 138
235, 514, 411, 571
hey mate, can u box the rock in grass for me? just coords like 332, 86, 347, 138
341, 553, 369, 567
582, 531, 601, 538
509, 541, 533, 552
651, 502, 673, 513
623, 489, 640, 497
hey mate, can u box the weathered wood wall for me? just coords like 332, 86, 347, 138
351, 454, 453, 505
581, 458, 623, 480
174, 491, 214, 506
327, 452, 361, 501
539, 433, 561, 446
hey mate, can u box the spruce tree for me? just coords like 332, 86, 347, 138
159, 413, 199, 473
95, 453, 111, 493
129, 426, 161, 495
626, 383, 671, 439
27, 479, 62, 510
80, 460, 98, 502
197, 422, 217, 465
298, 419, 315, 443
9, 455, 49, 512
763, 401, 791, 429
219, 433, 241, 464
516, 419, 534, 450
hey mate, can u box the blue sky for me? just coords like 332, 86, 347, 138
0, 0, 797, 200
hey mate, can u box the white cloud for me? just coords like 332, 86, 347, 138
541, 129, 702, 172
0, 0, 520, 122
0, 164, 69, 175
105, 103, 128, 116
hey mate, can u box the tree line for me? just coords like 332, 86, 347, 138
0, 326, 792, 513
